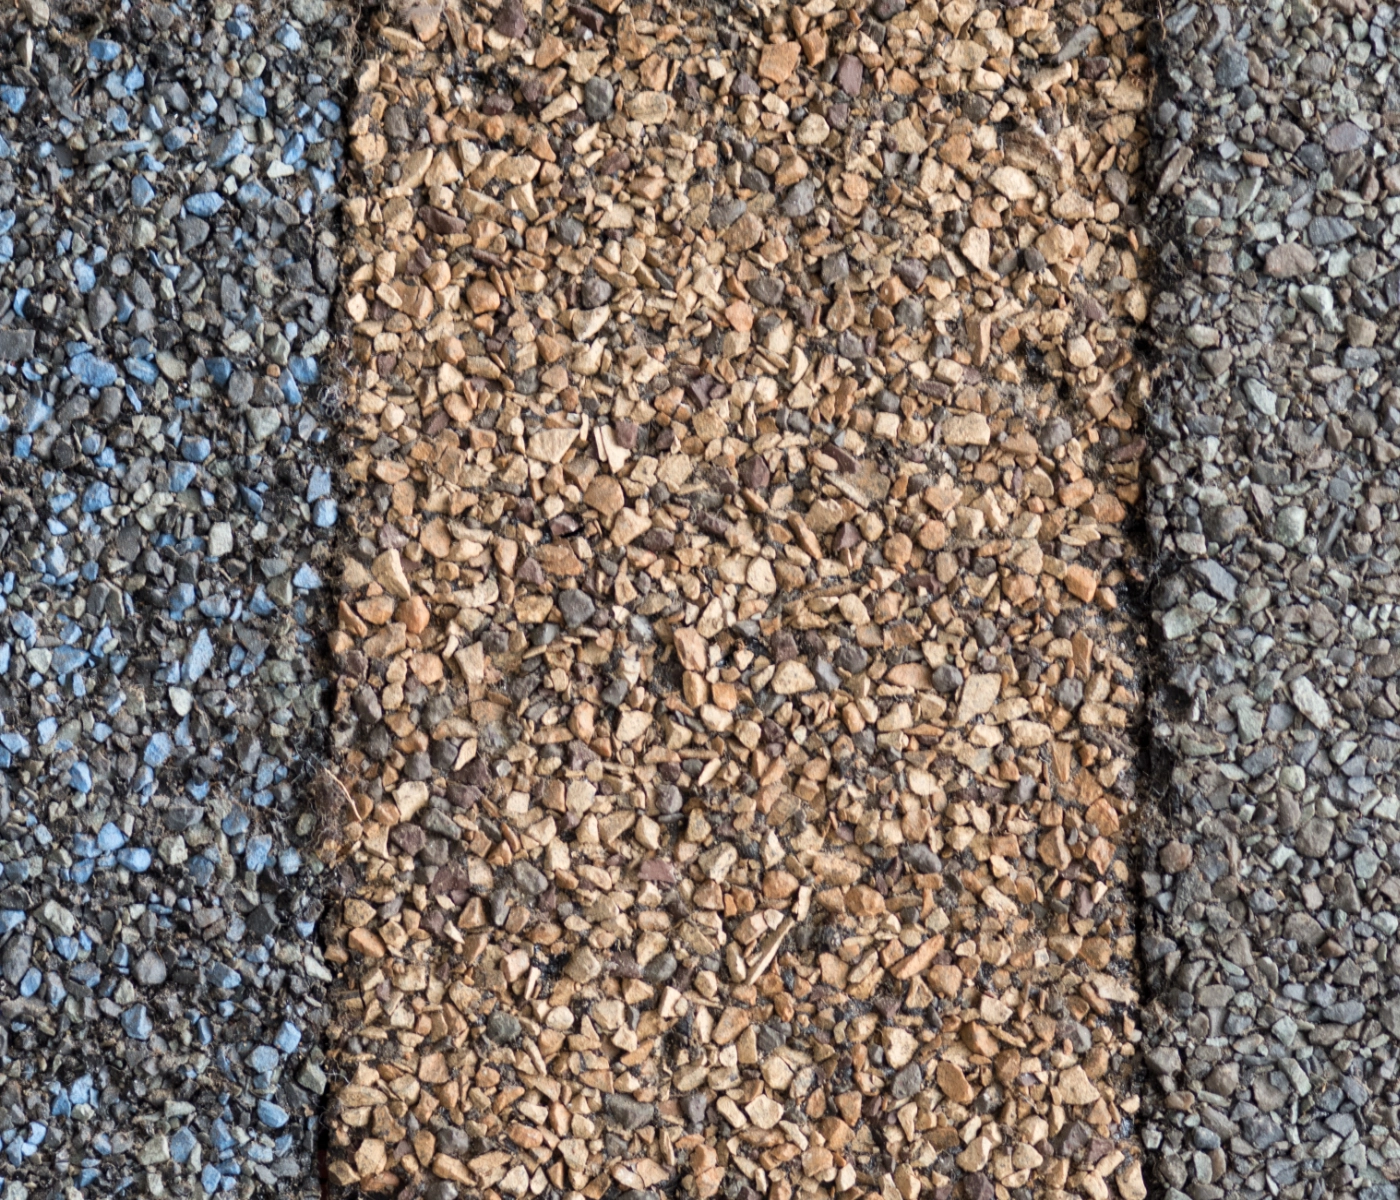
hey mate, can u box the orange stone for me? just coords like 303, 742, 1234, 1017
758, 41, 801, 84
466, 280, 501, 314
936, 1060, 976, 1104
1064, 563, 1098, 602
397, 596, 430, 635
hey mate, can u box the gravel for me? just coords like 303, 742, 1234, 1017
0, 1, 348, 1195
326, 0, 1154, 1196
1143, 0, 1400, 1196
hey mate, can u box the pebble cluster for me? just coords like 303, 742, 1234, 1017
0, 1, 347, 1195
325, 1, 1153, 1198
1142, 0, 1400, 1197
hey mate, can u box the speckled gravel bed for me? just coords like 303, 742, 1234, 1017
1142, 1, 1400, 1198
0, 1, 348, 1195
324, 0, 1154, 1197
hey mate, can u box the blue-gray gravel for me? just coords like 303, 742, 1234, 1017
1145, 1, 1400, 1197
0, 0, 348, 1195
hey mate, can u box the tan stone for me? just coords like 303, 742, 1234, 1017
759, 42, 801, 84
936, 1060, 975, 1104
772, 661, 816, 694
372, 549, 412, 600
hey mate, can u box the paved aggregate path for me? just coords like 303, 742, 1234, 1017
1143, 0, 1400, 1197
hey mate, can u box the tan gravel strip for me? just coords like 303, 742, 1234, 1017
321, 1, 1153, 1197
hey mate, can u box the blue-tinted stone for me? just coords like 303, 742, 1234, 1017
144, 733, 172, 767
131, 176, 156, 207
70, 762, 92, 793
292, 565, 320, 589
237, 484, 265, 516
245, 834, 272, 873
0, 729, 31, 754
200, 1165, 222, 1193
121, 1005, 152, 1040
277, 23, 303, 50
279, 847, 302, 874
169, 582, 197, 617
125, 356, 159, 384
0, 87, 26, 114
210, 1119, 235, 1152
207, 962, 241, 989
247, 1045, 279, 1073
20, 396, 52, 433
0, 911, 23, 937
188, 856, 216, 887
69, 354, 118, 388
186, 192, 224, 217
204, 356, 233, 386
89, 39, 122, 61
222, 811, 249, 836
256, 1100, 289, 1129
52, 646, 87, 673
274, 1021, 302, 1054
116, 847, 151, 872
162, 128, 191, 152
209, 129, 246, 167
74, 260, 97, 293
81, 482, 112, 512
312, 498, 337, 527
182, 436, 212, 463
236, 180, 272, 207
169, 1127, 197, 1164
169, 463, 198, 492
185, 628, 214, 682
239, 88, 268, 118
289, 356, 319, 384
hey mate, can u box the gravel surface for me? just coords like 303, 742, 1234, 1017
0, 1, 347, 1195
326, 0, 1153, 1197
1142, 1, 1400, 1197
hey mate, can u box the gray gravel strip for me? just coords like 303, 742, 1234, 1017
0, 1, 347, 1195
1145, 1, 1400, 1197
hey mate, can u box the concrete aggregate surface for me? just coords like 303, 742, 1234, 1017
7, 0, 1400, 1199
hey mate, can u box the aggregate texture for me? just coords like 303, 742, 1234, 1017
0, 0, 348, 1195
1141, 0, 1400, 1197
325, 0, 1154, 1198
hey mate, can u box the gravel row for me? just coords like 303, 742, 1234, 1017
326, 0, 1152, 1197
0, 2, 347, 1195
1143, 1, 1400, 1197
